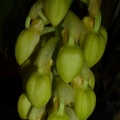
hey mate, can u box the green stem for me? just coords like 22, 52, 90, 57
41, 27, 55, 35
38, 10, 49, 25
25, 16, 31, 28
68, 36, 74, 46
57, 102, 65, 116
93, 10, 101, 32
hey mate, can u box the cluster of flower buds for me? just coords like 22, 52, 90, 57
15, 0, 107, 119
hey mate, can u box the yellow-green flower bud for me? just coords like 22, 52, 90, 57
82, 31, 106, 67
15, 19, 44, 65
26, 70, 52, 109
43, 0, 73, 26
74, 86, 96, 120
17, 93, 31, 119
56, 44, 84, 83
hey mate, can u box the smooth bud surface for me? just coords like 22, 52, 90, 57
43, 0, 73, 26
17, 93, 31, 119
15, 29, 40, 65
56, 44, 84, 83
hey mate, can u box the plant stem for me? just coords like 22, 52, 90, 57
57, 102, 65, 116
38, 11, 49, 25
25, 16, 31, 28
41, 27, 55, 35
94, 10, 101, 32
68, 36, 74, 46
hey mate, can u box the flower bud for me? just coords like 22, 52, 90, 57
74, 86, 96, 120
43, 0, 73, 26
56, 44, 84, 83
82, 31, 106, 67
15, 19, 44, 65
17, 93, 31, 119
26, 70, 52, 109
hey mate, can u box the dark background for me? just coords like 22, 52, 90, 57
0, 0, 120, 119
